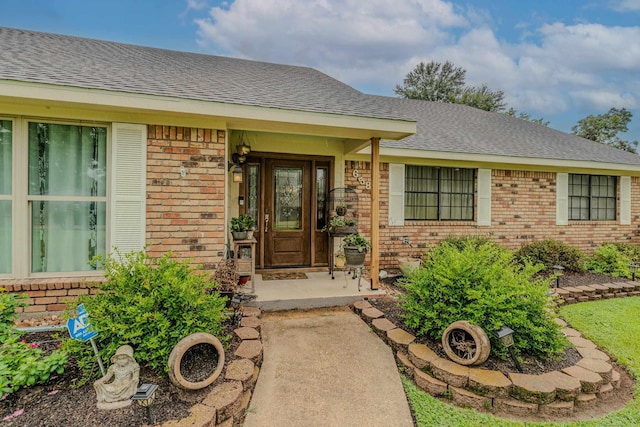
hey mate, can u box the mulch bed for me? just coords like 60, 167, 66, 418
1, 321, 243, 427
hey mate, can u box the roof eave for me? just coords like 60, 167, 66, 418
0, 80, 416, 140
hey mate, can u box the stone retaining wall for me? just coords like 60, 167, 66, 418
162, 306, 263, 427
352, 298, 632, 418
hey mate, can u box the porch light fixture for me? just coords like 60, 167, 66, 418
494, 326, 522, 372
227, 132, 251, 184
552, 265, 565, 289
132, 383, 159, 424
629, 262, 639, 281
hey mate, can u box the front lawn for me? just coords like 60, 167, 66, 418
404, 297, 640, 427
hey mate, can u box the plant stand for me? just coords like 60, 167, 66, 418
233, 238, 256, 293
328, 231, 355, 279
343, 263, 364, 291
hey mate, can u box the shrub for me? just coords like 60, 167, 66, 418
400, 240, 567, 360
514, 239, 585, 272
63, 250, 228, 379
586, 243, 636, 278
0, 289, 67, 395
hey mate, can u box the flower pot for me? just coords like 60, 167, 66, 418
344, 247, 366, 266
335, 256, 345, 268
398, 257, 421, 276
330, 225, 357, 235
246, 230, 254, 240
232, 231, 247, 240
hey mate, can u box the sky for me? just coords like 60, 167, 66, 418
1, 0, 639, 142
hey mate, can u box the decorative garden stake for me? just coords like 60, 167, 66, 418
494, 326, 523, 372
629, 262, 639, 281
552, 265, 565, 289
132, 383, 159, 424
66, 303, 105, 376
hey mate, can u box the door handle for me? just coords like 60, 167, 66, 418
264, 213, 269, 233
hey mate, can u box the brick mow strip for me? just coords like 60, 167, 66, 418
351, 298, 629, 420
162, 307, 263, 427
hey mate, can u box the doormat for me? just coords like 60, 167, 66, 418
261, 272, 309, 281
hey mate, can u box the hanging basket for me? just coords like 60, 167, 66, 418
344, 247, 366, 266
330, 225, 358, 235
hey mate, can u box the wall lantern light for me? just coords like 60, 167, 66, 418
552, 265, 565, 289
494, 326, 522, 372
228, 132, 251, 184
629, 262, 639, 281
132, 383, 159, 424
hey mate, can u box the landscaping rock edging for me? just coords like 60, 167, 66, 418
551, 281, 640, 305
162, 307, 263, 427
351, 299, 628, 419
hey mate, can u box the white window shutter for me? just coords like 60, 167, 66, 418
556, 173, 568, 226
477, 169, 491, 226
388, 163, 405, 226
110, 123, 147, 254
620, 176, 631, 225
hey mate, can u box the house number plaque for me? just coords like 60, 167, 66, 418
352, 169, 371, 190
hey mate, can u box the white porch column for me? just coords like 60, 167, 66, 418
370, 137, 380, 290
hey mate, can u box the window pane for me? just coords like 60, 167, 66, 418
274, 167, 302, 230
316, 167, 327, 230
0, 120, 11, 195
0, 200, 10, 274
31, 201, 106, 272
247, 164, 259, 226
28, 123, 107, 197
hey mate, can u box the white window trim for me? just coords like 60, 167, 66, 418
388, 163, 405, 226
477, 168, 491, 226
620, 176, 631, 225
556, 173, 568, 226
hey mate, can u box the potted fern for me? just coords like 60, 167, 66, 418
341, 233, 370, 266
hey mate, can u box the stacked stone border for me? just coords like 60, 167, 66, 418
550, 281, 640, 305
351, 298, 633, 418
162, 306, 263, 427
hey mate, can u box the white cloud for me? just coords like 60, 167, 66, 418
191, 0, 640, 122
612, 0, 640, 11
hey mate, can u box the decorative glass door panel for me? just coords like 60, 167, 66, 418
274, 167, 302, 230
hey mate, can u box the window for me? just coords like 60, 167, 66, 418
405, 166, 474, 220
28, 122, 108, 272
568, 174, 616, 221
0, 120, 12, 274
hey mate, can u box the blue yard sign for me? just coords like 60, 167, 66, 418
66, 303, 98, 341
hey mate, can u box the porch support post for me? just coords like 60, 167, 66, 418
370, 137, 380, 290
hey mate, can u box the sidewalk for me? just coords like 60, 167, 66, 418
243, 307, 414, 427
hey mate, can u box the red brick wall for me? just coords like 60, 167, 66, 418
146, 126, 227, 270
345, 162, 640, 270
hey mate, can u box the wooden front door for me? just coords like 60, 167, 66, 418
264, 159, 312, 267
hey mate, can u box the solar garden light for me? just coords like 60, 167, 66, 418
132, 383, 159, 424
494, 326, 523, 373
629, 262, 639, 281
552, 265, 565, 289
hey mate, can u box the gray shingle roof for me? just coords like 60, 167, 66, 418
0, 27, 411, 121
376, 96, 640, 166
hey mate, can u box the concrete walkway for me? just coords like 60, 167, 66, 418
243, 307, 414, 427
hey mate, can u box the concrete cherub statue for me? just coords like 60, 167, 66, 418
94, 345, 140, 409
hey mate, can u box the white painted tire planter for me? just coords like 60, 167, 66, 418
168, 332, 225, 390
441, 321, 491, 366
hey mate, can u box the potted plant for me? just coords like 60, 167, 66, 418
341, 233, 371, 266
230, 214, 256, 240
334, 248, 346, 268
322, 217, 357, 235
398, 238, 421, 275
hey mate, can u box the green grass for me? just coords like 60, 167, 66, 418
403, 297, 640, 427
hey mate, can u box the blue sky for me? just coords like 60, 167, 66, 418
1, 0, 639, 142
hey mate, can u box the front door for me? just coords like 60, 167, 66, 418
264, 158, 312, 267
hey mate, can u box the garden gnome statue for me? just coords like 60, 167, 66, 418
94, 345, 140, 409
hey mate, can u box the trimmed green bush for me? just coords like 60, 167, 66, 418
63, 250, 228, 380
0, 289, 67, 395
514, 239, 586, 272
586, 243, 636, 278
400, 240, 567, 360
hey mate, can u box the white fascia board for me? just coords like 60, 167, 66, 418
353, 147, 640, 175
0, 80, 416, 140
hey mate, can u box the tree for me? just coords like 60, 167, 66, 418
394, 60, 465, 103
395, 60, 506, 112
571, 107, 638, 153
504, 108, 549, 126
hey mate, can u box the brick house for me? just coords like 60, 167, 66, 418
1, 28, 639, 314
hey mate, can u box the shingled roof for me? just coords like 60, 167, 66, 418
377, 96, 640, 166
0, 27, 409, 122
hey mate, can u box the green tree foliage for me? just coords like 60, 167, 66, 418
572, 107, 638, 153
400, 240, 567, 360
62, 250, 228, 380
504, 107, 549, 126
395, 60, 506, 112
